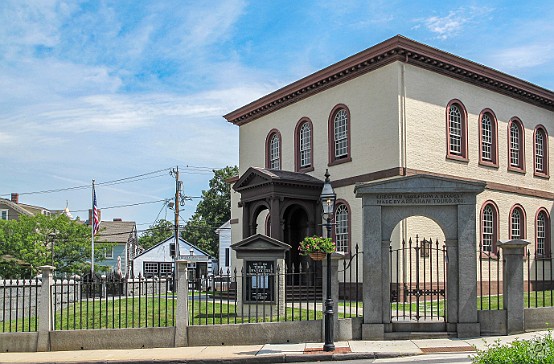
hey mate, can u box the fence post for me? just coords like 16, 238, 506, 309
37, 265, 54, 352
498, 239, 529, 334
174, 260, 189, 347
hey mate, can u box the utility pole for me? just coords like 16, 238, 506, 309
172, 166, 181, 259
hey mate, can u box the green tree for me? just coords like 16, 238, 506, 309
182, 166, 238, 256
0, 214, 105, 278
138, 219, 174, 250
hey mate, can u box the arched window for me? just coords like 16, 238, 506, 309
508, 118, 525, 173
536, 209, 550, 257
481, 201, 498, 253
446, 100, 468, 161
479, 109, 498, 167
295, 119, 313, 172
534, 125, 549, 177
328, 105, 351, 166
334, 202, 350, 253
509, 205, 526, 240
265, 130, 281, 170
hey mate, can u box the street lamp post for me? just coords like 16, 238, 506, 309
320, 169, 336, 352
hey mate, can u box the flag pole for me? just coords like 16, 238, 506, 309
91, 179, 95, 275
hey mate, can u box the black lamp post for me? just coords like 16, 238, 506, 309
320, 169, 336, 352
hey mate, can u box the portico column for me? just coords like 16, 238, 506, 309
242, 202, 250, 239
270, 197, 282, 241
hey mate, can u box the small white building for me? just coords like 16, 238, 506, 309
133, 236, 216, 279
216, 220, 232, 273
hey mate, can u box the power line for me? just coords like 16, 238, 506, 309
70, 199, 167, 213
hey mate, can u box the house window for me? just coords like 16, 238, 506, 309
225, 248, 230, 267
160, 262, 173, 275
144, 262, 158, 276
508, 118, 525, 172
509, 205, 526, 240
536, 209, 550, 257
446, 100, 468, 160
479, 110, 498, 166
481, 202, 498, 253
328, 105, 351, 165
104, 246, 114, 259
334, 202, 350, 253
534, 126, 549, 177
266, 130, 281, 170
0, 209, 8, 220
295, 119, 313, 171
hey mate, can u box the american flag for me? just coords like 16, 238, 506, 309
92, 187, 100, 235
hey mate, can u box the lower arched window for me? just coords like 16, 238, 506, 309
334, 202, 350, 253
481, 202, 499, 254
536, 209, 551, 257
509, 205, 526, 240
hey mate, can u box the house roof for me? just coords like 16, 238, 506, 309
133, 236, 215, 260
234, 167, 323, 192
0, 198, 34, 216
95, 221, 137, 243
224, 35, 554, 126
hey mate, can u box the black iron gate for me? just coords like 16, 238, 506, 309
389, 236, 447, 322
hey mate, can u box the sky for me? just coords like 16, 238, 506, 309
1, 0, 553, 235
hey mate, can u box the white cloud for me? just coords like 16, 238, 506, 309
419, 6, 494, 40
487, 44, 554, 71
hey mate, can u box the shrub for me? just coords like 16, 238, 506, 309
472, 332, 554, 364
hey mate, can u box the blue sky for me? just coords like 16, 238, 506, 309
1, 0, 553, 233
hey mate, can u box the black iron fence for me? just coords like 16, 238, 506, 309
51, 274, 175, 330
339, 244, 362, 318
526, 251, 554, 308
189, 263, 323, 325
0, 278, 40, 332
477, 244, 503, 310
389, 236, 447, 322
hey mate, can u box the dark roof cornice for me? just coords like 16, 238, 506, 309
224, 35, 554, 126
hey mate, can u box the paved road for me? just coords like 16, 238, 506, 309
299, 352, 473, 364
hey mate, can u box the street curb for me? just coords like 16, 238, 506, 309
2, 352, 421, 364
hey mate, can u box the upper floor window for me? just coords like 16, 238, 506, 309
508, 118, 525, 173
481, 201, 498, 254
479, 109, 498, 167
536, 209, 550, 257
0, 209, 7, 220
328, 105, 351, 166
266, 129, 281, 170
334, 202, 350, 253
446, 100, 468, 161
534, 125, 549, 177
295, 119, 313, 172
509, 205, 526, 240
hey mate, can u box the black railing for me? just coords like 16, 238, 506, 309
339, 244, 362, 318
389, 236, 447, 321
51, 274, 175, 330
0, 278, 40, 332
526, 251, 553, 308
189, 264, 322, 325
477, 244, 503, 310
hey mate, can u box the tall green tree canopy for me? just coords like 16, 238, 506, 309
182, 166, 238, 256
0, 214, 105, 278
138, 219, 174, 250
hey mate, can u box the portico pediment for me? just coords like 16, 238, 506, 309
234, 167, 323, 192
231, 233, 291, 252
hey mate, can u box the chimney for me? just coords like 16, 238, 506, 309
11, 193, 19, 204
88, 209, 101, 225
113, 218, 122, 222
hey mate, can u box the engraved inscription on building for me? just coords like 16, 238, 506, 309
375, 193, 464, 205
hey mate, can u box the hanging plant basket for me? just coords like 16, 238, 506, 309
309, 252, 327, 261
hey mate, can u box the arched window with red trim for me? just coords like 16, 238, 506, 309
334, 201, 351, 253
446, 100, 468, 161
481, 201, 499, 254
265, 129, 281, 170
328, 104, 352, 166
479, 109, 498, 167
295, 118, 313, 172
509, 204, 526, 240
508, 118, 525, 173
536, 209, 551, 257
534, 125, 549, 177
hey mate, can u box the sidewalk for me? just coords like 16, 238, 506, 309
0, 330, 549, 364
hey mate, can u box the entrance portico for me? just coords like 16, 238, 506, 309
355, 174, 486, 339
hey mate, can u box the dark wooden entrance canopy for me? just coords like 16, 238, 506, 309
233, 167, 324, 242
